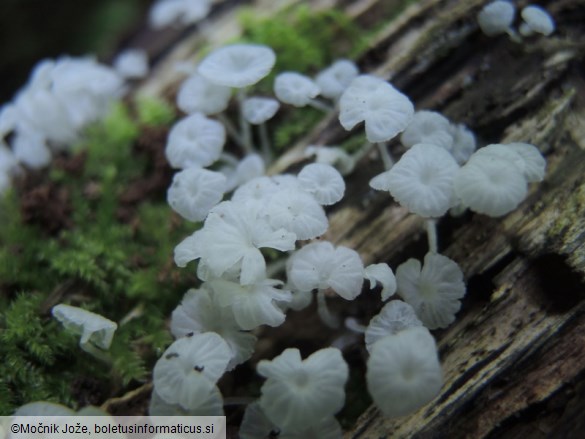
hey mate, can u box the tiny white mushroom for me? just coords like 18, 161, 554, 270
52, 304, 117, 351
242, 97, 280, 125
167, 168, 226, 222
339, 75, 414, 143
165, 113, 226, 169
370, 143, 460, 218
520, 5, 555, 36
396, 252, 466, 330
315, 59, 359, 100
304, 145, 356, 175
171, 288, 257, 369
257, 347, 349, 430
274, 72, 321, 108
364, 263, 397, 301
297, 163, 345, 205
176, 72, 232, 115
400, 110, 452, 149
454, 149, 528, 217
365, 300, 423, 352
113, 49, 149, 79
198, 44, 276, 88
477, 0, 516, 36
366, 327, 443, 418
152, 332, 231, 409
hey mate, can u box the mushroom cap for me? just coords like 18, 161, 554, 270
167, 167, 226, 222
315, 59, 359, 100
370, 143, 460, 218
365, 300, 422, 352
222, 153, 266, 192
339, 75, 414, 143
477, 0, 516, 36
113, 49, 148, 79
242, 97, 280, 124
149, 386, 224, 417
239, 402, 279, 439
364, 263, 397, 301
153, 332, 231, 409
366, 326, 443, 418
12, 129, 52, 169
177, 72, 231, 115
507, 142, 546, 182
208, 277, 291, 330
287, 241, 364, 300
171, 288, 257, 369
149, 0, 185, 28
274, 72, 320, 107
264, 188, 329, 240
257, 347, 349, 430
165, 113, 225, 169
396, 252, 466, 329
400, 110, 451, 149
454, 149, 528, 217
52, 304, 117, 350
448, 123, 476, 164
297, 163, 345, 205
520, 5, 555, 36
198, 44, 276, 88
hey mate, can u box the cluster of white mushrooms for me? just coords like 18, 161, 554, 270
4, 0, 550, 432
478, 0, 555, 40
149, 29, 548, 435
0, 52, 150, 195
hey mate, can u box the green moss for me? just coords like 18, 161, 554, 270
273, 107, 322, 151
135, 96, 176, 127
238, 4, 366, 93
0, 101, 190, 414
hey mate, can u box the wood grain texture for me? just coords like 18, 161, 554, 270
119, 0, 585, 436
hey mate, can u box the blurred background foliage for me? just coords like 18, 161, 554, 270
0, 0, 152, 102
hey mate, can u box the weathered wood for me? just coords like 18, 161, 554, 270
123, 0, 585, 437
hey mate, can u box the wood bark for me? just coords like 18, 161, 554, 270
122, 0, 585, 437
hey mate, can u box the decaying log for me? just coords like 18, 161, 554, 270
128, 0, 585, 437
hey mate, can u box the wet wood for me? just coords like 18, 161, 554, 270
120, 0, 585, 437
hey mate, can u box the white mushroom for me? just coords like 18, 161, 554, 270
477, 0, 516, 36
198, 44, 276, 88
274, 72, 321, 107
365, 300, 422, 352
520, 5, 555, 36
176, 72, 231, 115
400, 110, 451, 149
364, 263, 397, 301
366, 327, 443, 417
297, 163, 345, 206
315, 59, 359, 100
257, 347, 349, 430
339, 75, 414, 143
113, 49, 148, 79
52, 304, 117, 351
369, 143, 460, 218
167, 167, 226, 222
454, 148, 528, 217
242, 97, 280, 125
165, 113, 226, 169
395, 252, 466, 330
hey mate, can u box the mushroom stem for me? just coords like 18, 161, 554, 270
80, 342, 113, 365
317, 290, 340, 329
258, 122, 272, 164
308, 98, 334, 113
219, 151, 240, 167
345, 317, 367, 334
426, 218, 438, 253
266, 258, 287, 278
351, 141, 377, 163
506, 27, 522, 43
217, 113, 247, 151
237, 88, 254, 154
376, 142, 394, 170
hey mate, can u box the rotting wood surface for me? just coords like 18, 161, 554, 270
126, 0, 585, 437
